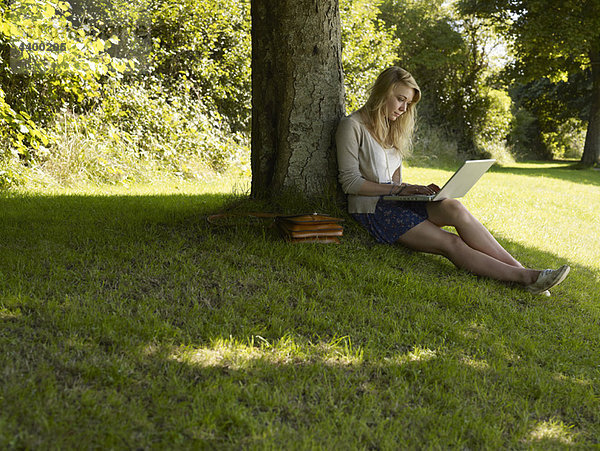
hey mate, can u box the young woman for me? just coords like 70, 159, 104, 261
336, 66, 570, 294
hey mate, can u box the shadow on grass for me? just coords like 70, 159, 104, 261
410, 159, 600, 187
1, 191, 599, 447
491, 161, 600, 187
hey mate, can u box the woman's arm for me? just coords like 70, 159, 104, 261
336, 118, 438, 197
336, 119, 407, 196
356, 181, 439, 196
356, 180, 405, 196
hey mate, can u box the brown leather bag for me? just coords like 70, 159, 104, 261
275, 213, 344, 244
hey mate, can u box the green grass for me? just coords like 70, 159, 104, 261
1, 162, 599, 448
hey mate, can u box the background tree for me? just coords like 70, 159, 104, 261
339, 0, 398, 113
510, 73, 589, 159
250, 0, 345, 199
380, 0, 508, 157
459, 0, 600, 165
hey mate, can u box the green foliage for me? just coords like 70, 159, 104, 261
541, 118, 586, 160
459, 0, 600, 164
0, 0, 129, 171
473, 88, 515, 163
147, 0, 251, 131
1, 0, 251, 189
508, 108, 547, 160
0, 150, 27, 189
510, 73, 590, 159
37, 80, 249, 185
476, 88, 512, 144
339, 0, 399, 113
380, 0, 512, 156
380, 0, 467, 120
460, 0, 600, 81
410, 124, 462, 167
60, 0, 252, 131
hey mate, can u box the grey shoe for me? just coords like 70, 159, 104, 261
526, 265, 570, 294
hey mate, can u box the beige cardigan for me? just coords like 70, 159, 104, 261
336, 112, 403, 213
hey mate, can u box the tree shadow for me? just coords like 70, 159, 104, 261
1, 191, 599, 447
410, 159, 600, 188
490, 161, 600, 187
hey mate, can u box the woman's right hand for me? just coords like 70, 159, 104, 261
398, 183, 440, 195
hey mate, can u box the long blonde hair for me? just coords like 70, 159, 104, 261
359, 66, 421, 157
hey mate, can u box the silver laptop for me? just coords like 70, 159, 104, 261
383, 159, 496, 202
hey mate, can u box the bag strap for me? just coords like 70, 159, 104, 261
206, 211, 279, 226
207, 212, 343, 226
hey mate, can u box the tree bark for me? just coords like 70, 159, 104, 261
582, 45, 600, 165
251, 0, 345, 199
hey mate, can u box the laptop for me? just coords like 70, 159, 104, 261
383, 159, 496, 202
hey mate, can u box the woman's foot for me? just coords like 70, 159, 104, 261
525, 265, 570, 294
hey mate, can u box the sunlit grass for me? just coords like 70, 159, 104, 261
527, 418, 577, 445
170, 335, 364, 369
17, 168, 252, 197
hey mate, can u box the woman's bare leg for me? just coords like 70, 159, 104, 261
426, 199, 523, 268
397, 219, 540, 284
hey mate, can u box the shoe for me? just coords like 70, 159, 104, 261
526, 265, 570, 295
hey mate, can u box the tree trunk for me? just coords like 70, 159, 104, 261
581, 46, 600, 165
251, 0, 345, 199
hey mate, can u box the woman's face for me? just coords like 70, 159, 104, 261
385, 83, 415, 121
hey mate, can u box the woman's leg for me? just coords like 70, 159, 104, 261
426, 199, 523, 268
397, 219, 540, 284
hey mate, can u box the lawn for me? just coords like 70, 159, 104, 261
1, 162, 599, 448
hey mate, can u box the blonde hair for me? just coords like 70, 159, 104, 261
359, 66, 421, 157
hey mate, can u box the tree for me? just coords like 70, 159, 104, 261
380, 0, 501, 154
250, 0, 345, 199
339, 0, 398, 113
459, 0, 600, 165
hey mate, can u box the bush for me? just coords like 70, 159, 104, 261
542, 118, 586, 160
508, 108, 548, 160
1, 0, 130, 165
473, 88, 515, 164
339, 0, 399, 113
35, 80, 249, 185
147, 0, 251, 131
409, 123, 461, 167
0, 146, 27, 189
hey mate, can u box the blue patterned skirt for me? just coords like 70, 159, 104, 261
352, 198, 429, 244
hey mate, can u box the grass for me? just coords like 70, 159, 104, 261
1, 161, 599, 448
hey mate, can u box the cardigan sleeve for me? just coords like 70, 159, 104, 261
335, 116, 366, 195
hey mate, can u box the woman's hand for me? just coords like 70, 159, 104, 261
395, 183, 441, 196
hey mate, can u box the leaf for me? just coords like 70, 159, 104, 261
0, 20, 10, 38
42, 5, 56, 19
9, 22, 21, 37
92, 39, 105, 53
